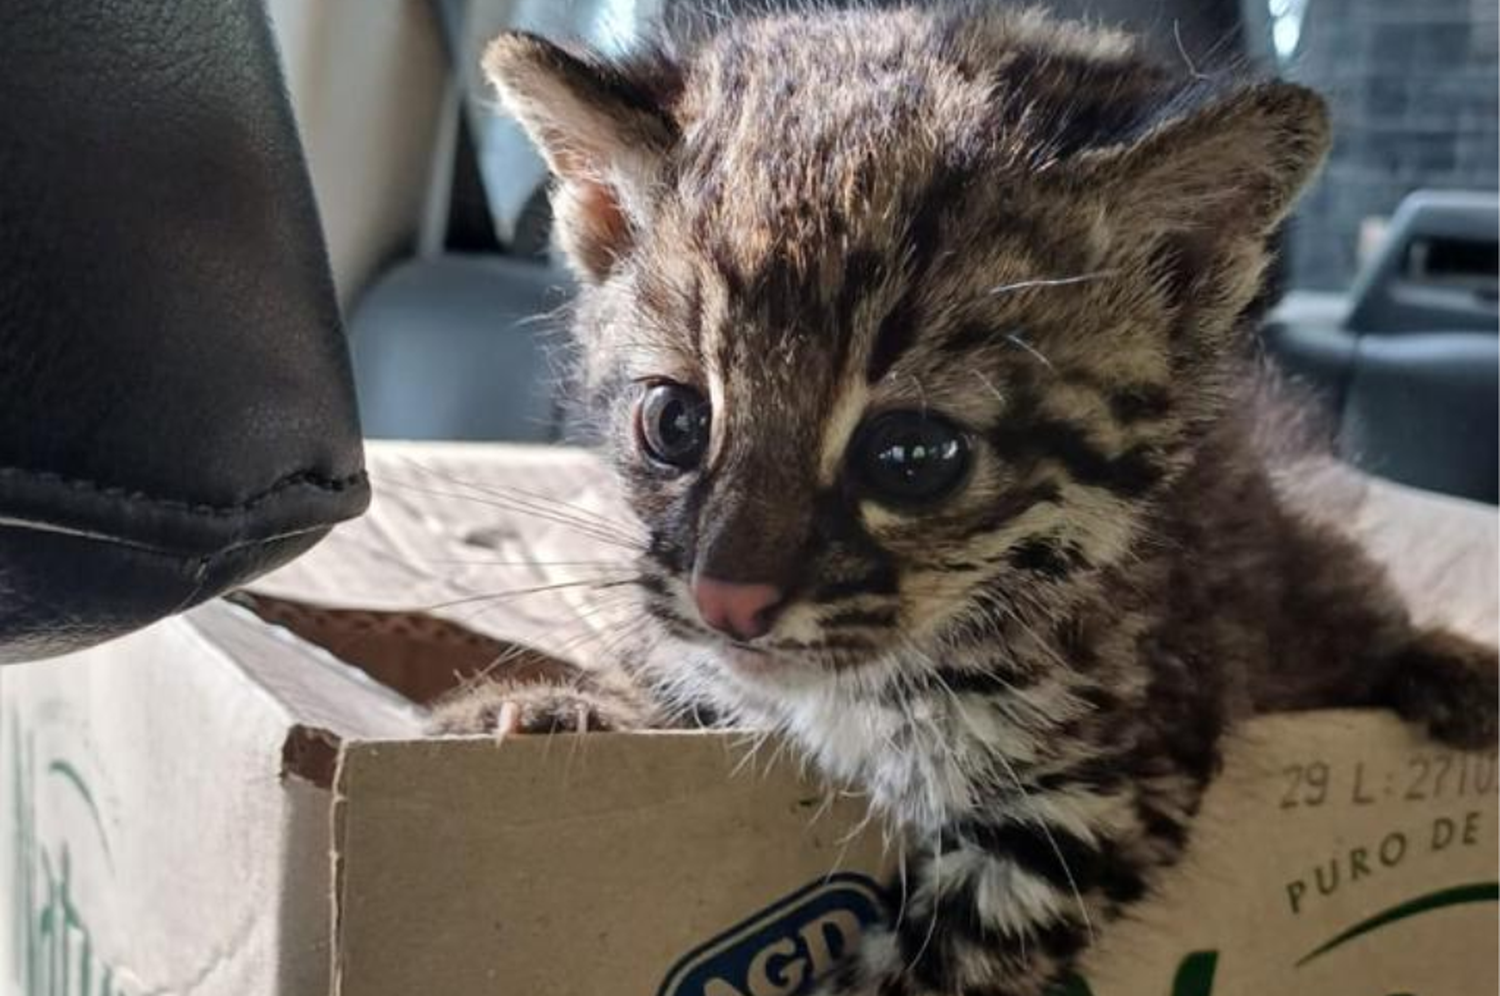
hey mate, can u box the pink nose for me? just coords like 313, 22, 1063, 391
692, 577, 784, 641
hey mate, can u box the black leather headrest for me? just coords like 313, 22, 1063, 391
0, 0, 369, 661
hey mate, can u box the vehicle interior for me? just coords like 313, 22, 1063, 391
0, 2, 1493, 993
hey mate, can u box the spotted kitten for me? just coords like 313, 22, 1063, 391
436, 6, 1499, 994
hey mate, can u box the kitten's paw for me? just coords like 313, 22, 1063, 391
1386, 629, 1498, 750
429, 678, 648, 735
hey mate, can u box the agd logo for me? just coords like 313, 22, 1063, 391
656, 873, 886, 996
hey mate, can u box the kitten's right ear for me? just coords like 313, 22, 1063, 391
484, 33, 677, 281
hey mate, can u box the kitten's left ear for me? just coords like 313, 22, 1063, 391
484, 33, 677, 281
1070, 81, 1329, 309
1079, 80, 1330, 236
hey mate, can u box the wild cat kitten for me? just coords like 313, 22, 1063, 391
435, 6, 1499, 994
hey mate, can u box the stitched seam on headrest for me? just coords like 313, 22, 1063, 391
0, 465, 369, 517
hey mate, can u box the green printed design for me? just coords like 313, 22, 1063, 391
45, 760, 113, 870
1050, 880, 1496, 993
9, 714, 134, 996
1170, 952, 1218, 995
1050, 973, 1091, 996
1049, 952, 1217, 996
1296, 881, 1500, 967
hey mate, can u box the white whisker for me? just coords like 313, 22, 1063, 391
971, 370, 1007, 406
1173, 21, 1209, 81
988, 270, 1118, 296
1004, 332, 1056, 371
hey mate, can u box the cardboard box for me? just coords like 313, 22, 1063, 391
1, 442, 1494, 996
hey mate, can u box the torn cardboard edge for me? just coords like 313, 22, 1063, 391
282, 724, 342, 789
182, 597, 426, 799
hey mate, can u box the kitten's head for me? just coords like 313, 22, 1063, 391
485, 9, 1328, 691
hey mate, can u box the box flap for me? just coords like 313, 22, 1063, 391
252, 442, 638, 671
186, 600, 424, 743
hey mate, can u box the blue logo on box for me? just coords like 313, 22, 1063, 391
656, 873, 888, 996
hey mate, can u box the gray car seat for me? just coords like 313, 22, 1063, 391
349, 0, 573, 444
1265, 191, 1498, 503
352, 251, 571, 442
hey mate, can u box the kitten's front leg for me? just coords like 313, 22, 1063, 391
819, 795, 1183, 996
818, 846, 1094, 996
429, 670, 656, 734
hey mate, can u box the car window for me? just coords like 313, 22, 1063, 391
1261, 0, 1498, 290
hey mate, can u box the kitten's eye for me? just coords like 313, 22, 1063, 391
851, 411, 971, 506
638, 383, 711, 469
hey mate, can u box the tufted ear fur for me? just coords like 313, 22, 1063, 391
1081, 81, 1330, 235
483, 33, 679, 281
1070, 81, 1331, 320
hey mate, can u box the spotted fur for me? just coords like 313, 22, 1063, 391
442, 6, 1499, 994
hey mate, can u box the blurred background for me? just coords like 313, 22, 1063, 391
266, 0, 1499, 503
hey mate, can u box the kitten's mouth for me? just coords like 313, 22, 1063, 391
715, 639, 874, 677
645, 592, 874, 673
719, 643, 785, 675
